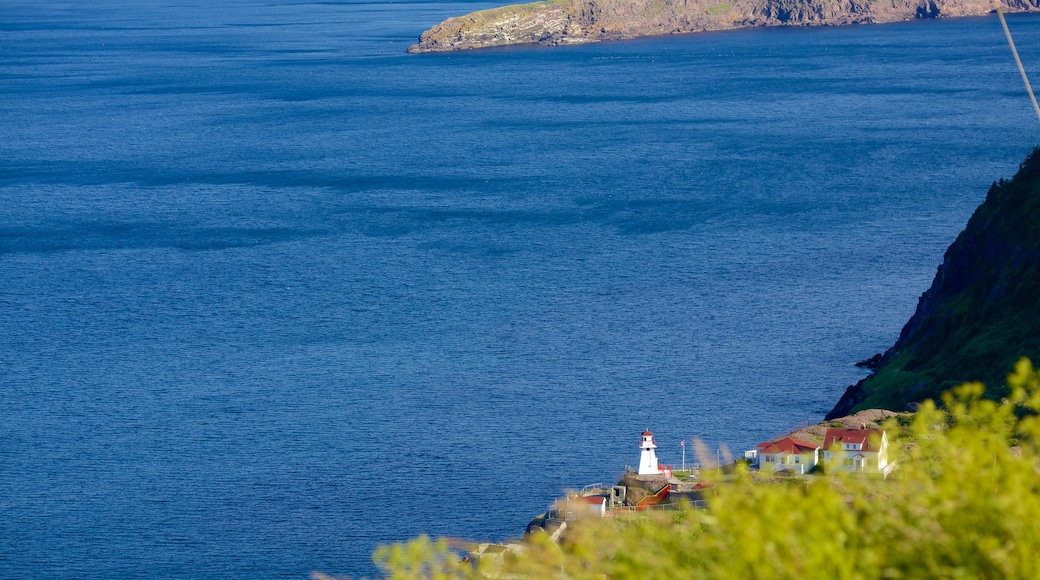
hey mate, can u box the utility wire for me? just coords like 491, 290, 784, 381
994, 0, 1040, 123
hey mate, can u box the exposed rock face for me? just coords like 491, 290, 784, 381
796, 409, 903, 443
618, 472, 669, 506
828, 148, 1040, 418
408, 0, 1039, 53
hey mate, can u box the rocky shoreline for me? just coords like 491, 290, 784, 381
408, 0, 1040, 53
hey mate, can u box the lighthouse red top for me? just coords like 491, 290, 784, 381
642, 429, 653, 437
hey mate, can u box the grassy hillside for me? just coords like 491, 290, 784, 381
829, 148, 1040, 417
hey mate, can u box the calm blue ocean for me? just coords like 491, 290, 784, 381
2, 1, 1039, 576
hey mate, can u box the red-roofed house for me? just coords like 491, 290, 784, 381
754, 436, 820, 474
576, 495, 608, 518
552, 494, 610, 520
823, 427, 893, 476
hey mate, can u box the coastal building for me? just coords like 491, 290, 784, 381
576, 495, 608, 518
638, 429, 661, 475
822, 426, 893, 476
753, 436, 820, 475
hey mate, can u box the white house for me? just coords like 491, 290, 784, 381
822, 427, 893, 476
638, 429, 661, 475
754, 436, 820, 475
576, 495, 608, 518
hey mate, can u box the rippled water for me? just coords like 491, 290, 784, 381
2, 1, 1039, 576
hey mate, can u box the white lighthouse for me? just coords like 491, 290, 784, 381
637, 429, 661, 475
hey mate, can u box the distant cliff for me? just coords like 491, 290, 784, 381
828, 148, 1040, 419
408, 0, 1040, 53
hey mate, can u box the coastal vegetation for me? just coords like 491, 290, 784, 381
830, 147, 1040, 417
373, 359, 1040, 578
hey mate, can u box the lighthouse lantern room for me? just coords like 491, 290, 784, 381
638, 429, 661, 475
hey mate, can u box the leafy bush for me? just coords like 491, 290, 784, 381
374, 358, 1040, 579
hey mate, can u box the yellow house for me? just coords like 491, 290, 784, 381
823, 427, 893, 476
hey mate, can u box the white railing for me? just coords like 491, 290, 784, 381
579, 483, 609, 495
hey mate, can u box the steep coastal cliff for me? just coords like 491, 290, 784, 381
828, 148, 1040, 418
408, 0, 1040, 53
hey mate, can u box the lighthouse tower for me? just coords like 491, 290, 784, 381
637, 429, 661, 475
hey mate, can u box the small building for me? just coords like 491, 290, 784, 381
754, 436, 820, 475
822, 427, 893, 476
638, 429, 661, 475
576, 495, 608, 518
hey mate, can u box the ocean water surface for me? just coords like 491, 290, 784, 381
3, 1, 1040, 576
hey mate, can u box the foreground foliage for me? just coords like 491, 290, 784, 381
374, 358, 1040, 579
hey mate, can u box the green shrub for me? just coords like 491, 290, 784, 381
374, 358, 1040, 579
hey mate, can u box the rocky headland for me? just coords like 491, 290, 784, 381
829, 147, 1040, 418
408, 0, 1040, 53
